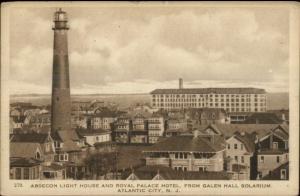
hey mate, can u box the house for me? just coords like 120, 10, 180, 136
268, 109, 289, 125
185, 108, 230, 125
262, 162, 289, 180
40, 163, 67, 180
71, 115, 88, 129
143, 131, 226, 172
10, 116, 26, 130
148, 113, 165, 144
113, 115, 131, 143
10, 133, 56, 163
51, 130, 89, 180
29, 113, 51, 128
10, 108, 22, 117
165, 118, 189, 137
257, 125, 289, 179
130, 114, 148, 144
91, 109, 118, 130
76, 128, 111, 147
10, 157, 41, 180
225, 132, 256, 180
72, 101, 92, 115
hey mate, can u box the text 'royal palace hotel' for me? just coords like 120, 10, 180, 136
150, 79, 267, 113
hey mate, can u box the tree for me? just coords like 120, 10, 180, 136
84, 152, 117, 179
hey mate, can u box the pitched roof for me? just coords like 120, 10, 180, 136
244, 113, 283, 124
10, 133, 49, 143
229, 132, 256, 153
122, 165, 229, 180
56, 130, 80, 141
42, 163, 66, 171
262, 162, 289, 180
117, 145, 153, 170
10, 142, 42, 158
199, 124, 286, 140
76, 128, 110, 136
10, 157, 41, 167
150, 88, 266, 94
144, 135, 225, 152
258, 148, 288, 155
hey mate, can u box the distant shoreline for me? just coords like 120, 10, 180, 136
10, 92, 289, 97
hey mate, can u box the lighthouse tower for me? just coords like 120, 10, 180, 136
51, 8, 72, 134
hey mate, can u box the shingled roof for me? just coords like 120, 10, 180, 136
10, 157, 41, 167
10, 133, 49, 143
144, 135, 225, 152
199, 124, 287, 140
76, 128, 110, 136
150, 88, 266, 94
122, 165, 229, 180
10, 142, 43, 158
243, 113, 283, 124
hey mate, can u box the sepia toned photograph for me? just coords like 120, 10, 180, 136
1, 1, 299, 196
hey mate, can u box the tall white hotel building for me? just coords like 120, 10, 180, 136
150, 79, 267, 113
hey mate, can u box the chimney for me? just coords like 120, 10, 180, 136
179, 78, 183, 89
281, 113, 286, 121
193, 129, 199, 138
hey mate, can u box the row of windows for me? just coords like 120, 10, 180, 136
228, 155, 245, 163
153, 103, 265, 109
174, 166, 188, 171
153, 94, 266, 98
153, 98, 265, 102
228, 143, 244, 150
259, 155, 287, 163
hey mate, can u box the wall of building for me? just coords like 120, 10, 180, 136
257, 153, 289, 177
151, 93, 267, 112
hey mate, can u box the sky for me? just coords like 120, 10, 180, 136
8, 3, 290, 94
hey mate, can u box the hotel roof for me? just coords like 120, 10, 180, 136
150, 87, 266, 94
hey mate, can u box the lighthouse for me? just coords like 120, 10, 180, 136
51, 8, 72, 134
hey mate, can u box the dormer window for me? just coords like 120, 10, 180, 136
36, 151, 41, 160
59, 153, 68, 161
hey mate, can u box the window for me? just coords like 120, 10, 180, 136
36, 151, 41, 160
183, 167, 188, 171
15, 168, 22, 179
59, 153, 68, 161
179, 153, 183, 159
280, 169, 287, 180
276, 156, 280, 163
241, 156, 244, 163
23, 168, 29, 179
260, 156, 264, 163
227, 144, 230, 149
199, 167, 206, 172
234, 144, 238, 149
273, 142, 278, 149
235, 156, 238, 162
45, 143, 50, 152
241, 144, 244, 150
183, 153, 187, 159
